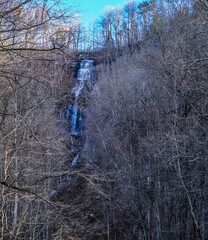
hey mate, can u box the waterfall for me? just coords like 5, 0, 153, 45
59, 59, 94, 137
70, 59, 94, 167
50, 59, 94, 197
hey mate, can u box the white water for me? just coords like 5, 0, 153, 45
70, 59, 94, 167
51, 59, 94, 197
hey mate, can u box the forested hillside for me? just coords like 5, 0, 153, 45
84, 0, 208, 239
0, 0, 83, 239
0, 0, 207, 239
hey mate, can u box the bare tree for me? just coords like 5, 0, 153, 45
0, 0, 83, 239
84, 0, 208, 239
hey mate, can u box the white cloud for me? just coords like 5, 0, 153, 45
71, 12, 82, 24
73, 12, 81, 20
102, 4, 122, 13
103, 5, 116, 12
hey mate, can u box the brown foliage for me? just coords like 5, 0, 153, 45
84, 1, 208, 239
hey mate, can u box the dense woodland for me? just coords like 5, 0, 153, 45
0, 0, 207, 239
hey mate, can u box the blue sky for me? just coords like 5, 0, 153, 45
78, 0, 128, 25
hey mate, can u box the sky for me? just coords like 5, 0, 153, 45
78, 0, 128, 25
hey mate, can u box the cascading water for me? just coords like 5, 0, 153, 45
70, 59, 94, 167
51, 59, 94, 197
